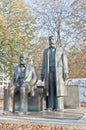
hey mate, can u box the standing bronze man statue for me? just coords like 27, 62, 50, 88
41, 36, 56, 110
41, 36, 68, 111
8, 52, 37, 113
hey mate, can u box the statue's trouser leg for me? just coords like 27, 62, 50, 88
56, 96, 64, 110
49, 71, 56, 109
8, 86, 15, 112
20, 87, 28, 113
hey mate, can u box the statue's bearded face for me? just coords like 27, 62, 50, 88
49, 36, 55, 47
20, 53, 28, 65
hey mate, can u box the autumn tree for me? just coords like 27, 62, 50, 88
68, 43, 86, 78
0, 0, 36, 78
26, 0, 86, 49
31, 37, 48, 79
67, 0, 86, 78
68, 0, 86, 48
26, 0, 86, 78
27, 0, 71, 47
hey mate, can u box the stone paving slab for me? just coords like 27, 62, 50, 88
26, 111, 83, 120
0, 109, 86, 124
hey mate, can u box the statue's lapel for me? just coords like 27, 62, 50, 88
16, 66, 21, 81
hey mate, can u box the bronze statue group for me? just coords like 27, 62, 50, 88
7, 36, 68, 114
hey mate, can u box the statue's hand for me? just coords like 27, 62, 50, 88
63, 73, 68, 81
23, 80, 26, 84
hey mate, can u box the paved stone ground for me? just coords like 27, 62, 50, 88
0, 107, 85, 129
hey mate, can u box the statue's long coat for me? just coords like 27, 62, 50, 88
41, 48, 51, 96
41, 46, 68, 96
55, 47, 68, 96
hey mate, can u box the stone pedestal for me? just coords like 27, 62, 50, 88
4, 85, 80, 112
64, 85, 80, 109
5, 87, 45, 112
28, 96, 43, 112
13, 93, 44, 112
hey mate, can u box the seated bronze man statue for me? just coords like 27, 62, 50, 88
8, 53, 37, 113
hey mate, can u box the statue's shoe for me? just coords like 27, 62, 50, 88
55, 109, 64, 112
18, 112, 25, 115
47, 108, 54, 111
